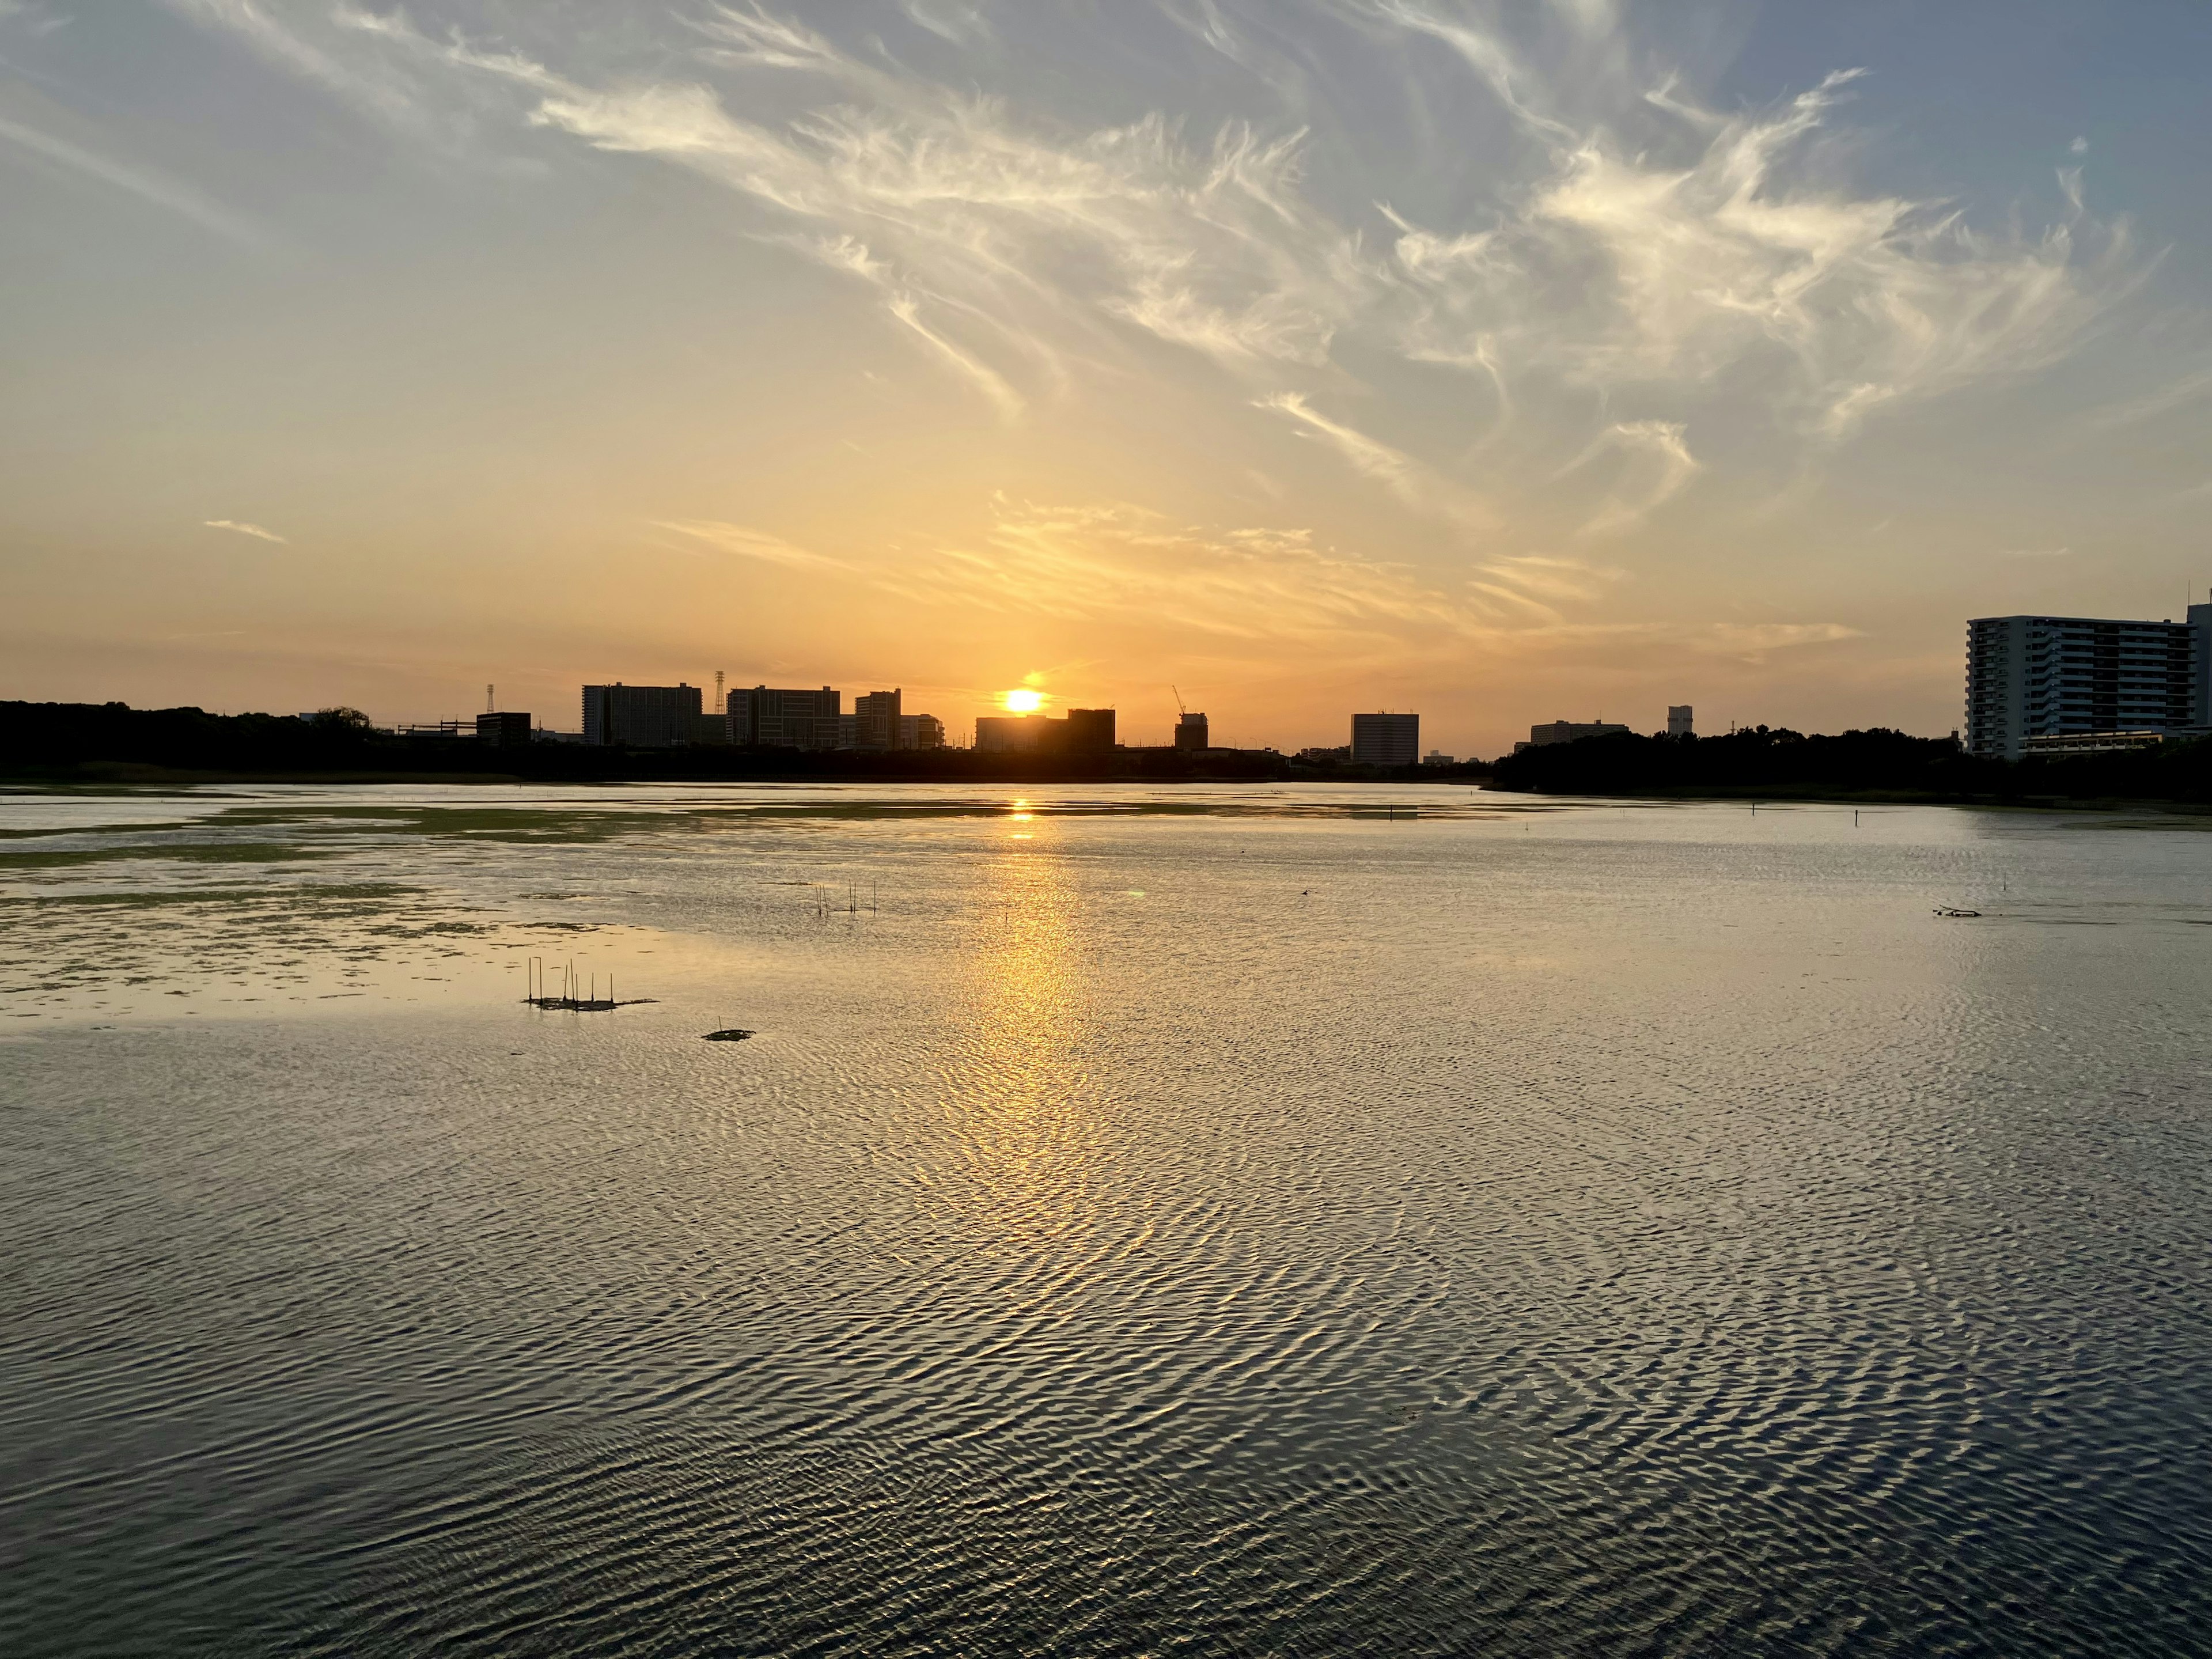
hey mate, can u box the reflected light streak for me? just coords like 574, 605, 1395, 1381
929, 842, 1112, 1268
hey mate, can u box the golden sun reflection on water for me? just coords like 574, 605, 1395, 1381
931, 835, 1113, 1265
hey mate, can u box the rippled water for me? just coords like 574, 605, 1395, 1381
4, 783, 2209, 1657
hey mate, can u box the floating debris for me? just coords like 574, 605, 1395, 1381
1934, 906, 1982, 918
702, 1028, 755, 1042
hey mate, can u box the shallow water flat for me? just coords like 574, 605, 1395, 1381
3, 783, 2209, 1657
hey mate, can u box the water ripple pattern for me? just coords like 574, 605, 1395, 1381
2, 783, 2209, 1656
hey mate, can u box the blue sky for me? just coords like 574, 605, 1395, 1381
3, 1, 2207, 750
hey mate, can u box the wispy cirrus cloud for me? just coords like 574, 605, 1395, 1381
1257, 393, 1494, 533
138, 1, 2132, 737
161, 0, 2127, 494
1698, 621, 1860, 658
652, 519, 851, 570
674, 493, 1843, 683
0, 111, 268, 245
1557, 420, 1699, 536
2082, 366, 2212, 431
203, 518, 287, 543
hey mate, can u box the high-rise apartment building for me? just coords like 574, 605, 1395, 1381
582, 683, 702, 747
729, 685, 841, 749
1351, 712, 1419, 765
1174, 711, 1209, 752
1668, 706, 1694, 737
1965, 605, 2211, 760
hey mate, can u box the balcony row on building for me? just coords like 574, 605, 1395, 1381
576, 683, 945, 751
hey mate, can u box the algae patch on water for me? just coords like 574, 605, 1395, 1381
0, 842, 339, 870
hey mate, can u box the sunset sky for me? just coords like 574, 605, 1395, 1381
3, 1, 2208, 754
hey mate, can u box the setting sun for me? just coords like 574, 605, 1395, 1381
1002, 689, 1044, 714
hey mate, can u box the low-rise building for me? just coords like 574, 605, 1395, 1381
729, 685, 840, 749
899, 714, 946, 751
476, 711, 532, 747
582, 683, 702, 747
975, 708, 1115, 754
2018, 728, 2205, 757
1524, 719, 1630, 749
976, 715, 1051, 753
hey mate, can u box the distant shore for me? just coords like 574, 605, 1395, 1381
10, 700, 2209, 809
1486, 725, 2212, 810
0, 700, 1488, 788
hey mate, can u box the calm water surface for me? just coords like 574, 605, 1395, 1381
3, 783, 2209, 1657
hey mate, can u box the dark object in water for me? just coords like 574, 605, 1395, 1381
524, 956, 652, 1011
1934, 906, 1982, 918
703, 1028, 755, 1042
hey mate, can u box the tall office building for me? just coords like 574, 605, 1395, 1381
1965, 605, 2211, 760
1174, 711, 1209, 752
1668, 706, 1694, 737
582, 683, 702, 747
854, 690, 902, 751
729, 685, 841, 749
1351, 712, 1419, 765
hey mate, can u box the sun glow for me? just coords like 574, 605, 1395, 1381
1002, 688, 1045, 713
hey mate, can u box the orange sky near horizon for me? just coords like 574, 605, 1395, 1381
3, 2, 2209, 757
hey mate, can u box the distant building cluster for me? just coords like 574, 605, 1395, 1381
458, 683, 1728, 765
575, 683, 947, 751
1966, 602, 2212, 760
1506, 708, 1692, 755
321, 597, 2212, 768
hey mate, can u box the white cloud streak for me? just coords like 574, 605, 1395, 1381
0, 113, 268, 245
204, 518, 287, 543
653, 520, 852, 570
661, 493, 1841, 680
1257, 392, 1493, 532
